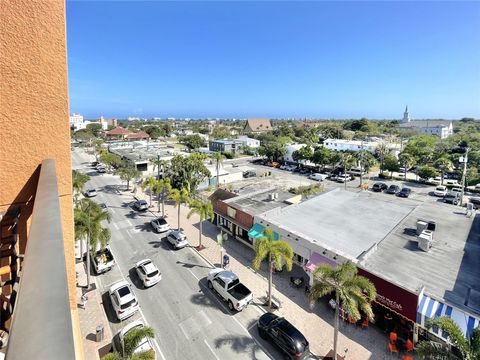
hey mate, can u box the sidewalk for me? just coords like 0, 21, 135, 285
137, 188, 397, 360
76, 261, 112, 360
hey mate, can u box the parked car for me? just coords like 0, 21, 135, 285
91, 161, 99, 167
97, 166, 106, 173
91, 246, 115, 274
84, 188, 97, 198
207, 268, 253, 312
257, 313, 310, 360
386, 185, 400, 194
433, 186, 448, 197
372, 182, 387, 192
243, 170, 256, 178
470, 197, 480, 209
135, 259, 161, 288
134, 199, 149, 211
475, 183, 480, 190
96, 163, 106, 170
398, 187, 412, 198
336, 174, 352, 183
309, 173, 328, 181
166, 230, 188, 249
150, 217, 170, 233
115, 320, 155, 358
443, 191, 462, 205
232, 162, 239, 168
109, 280, 139, 321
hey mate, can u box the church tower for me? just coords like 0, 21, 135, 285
403, 105, 411, 123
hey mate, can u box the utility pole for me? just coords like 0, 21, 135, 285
460, 148, 469, 207
157, 154, 160, 180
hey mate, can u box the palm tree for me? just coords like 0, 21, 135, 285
116, 164, 141, 191
152, 178, 172, 215
434, 157, 453, 185
212, 152, 225, 187
101, 325, 155, 360
72, 170, 90, 208
339, 152, 355, 190
416, 316, 480, 360
309, 261, 376, 360
150, 157, 168, 178
187, 199, 214, 249
252, 228, 293, 309
74, 199, 111, 290
140, 176, 156, 207
168, 188, 190, 230
376, 142, 388, 175
399, 152, 415, 179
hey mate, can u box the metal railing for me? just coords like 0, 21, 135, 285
6, 159, 76, 359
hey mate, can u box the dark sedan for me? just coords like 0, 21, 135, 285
258, 313, 309, 360
386, 185, 400, 194
398, 187, 412, 198
372, 182, 387, 192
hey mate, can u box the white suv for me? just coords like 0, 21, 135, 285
109, 280, 139, 321
135, 259, 161, 288
167, 230, 188, 250
84, 188, 97, 197
150, 217, 170, 233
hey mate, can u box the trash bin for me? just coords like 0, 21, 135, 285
96, 325, 104, 342
223, 254, 230, 269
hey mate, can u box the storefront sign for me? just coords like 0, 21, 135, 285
358, 267, 419, 322
227, 206, 236, 219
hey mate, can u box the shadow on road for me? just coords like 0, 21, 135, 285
101, 291, 121, 324
176, 260, 211, 269
190, 278, 229, 315
128, 267, 145, 290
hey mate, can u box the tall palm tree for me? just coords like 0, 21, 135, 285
339, 152, 355, 190
434, 157, 453, 185
72, 170, 90, 208
212, 152, 225, 187
376, 142, 388, 175
187, 199, 214, 249
152, 178, 172, 215
309, 261, 376, 360
140, 176, 156, 207
168, 188, 190, 230
416, 316, 480, 360
150, 157, 169, 178
252, 228, 293, 309
399, 152, 415, 179
74, 199, 111, 290
101, 325, 155, 360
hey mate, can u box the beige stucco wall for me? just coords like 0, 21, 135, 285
0, 0, 82, 358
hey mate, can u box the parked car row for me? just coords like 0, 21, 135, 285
371, 182, 412, 198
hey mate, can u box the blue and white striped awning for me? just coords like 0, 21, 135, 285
417, 294, 480, 340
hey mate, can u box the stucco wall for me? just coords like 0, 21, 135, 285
0, 0, 81, 358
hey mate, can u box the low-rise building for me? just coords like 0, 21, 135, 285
209, 139, 244, 154
243, 118, 273, 133
69, 113, 85, 131
398, 106, 453, 139
237, 135, 260, 148
323, 139, 378, 153
253, 188, 480, 344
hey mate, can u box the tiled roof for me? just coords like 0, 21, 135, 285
106, 127, 130, 135
244, 118, 272, 132
126, 131, 150, 139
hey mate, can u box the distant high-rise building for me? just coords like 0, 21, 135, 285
69, 113, 85, 130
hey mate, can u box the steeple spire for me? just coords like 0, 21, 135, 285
403, 105, 411, 123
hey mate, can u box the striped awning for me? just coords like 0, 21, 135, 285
417, 294, 480, 340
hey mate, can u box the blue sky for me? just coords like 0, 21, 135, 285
67, 1, 480, 119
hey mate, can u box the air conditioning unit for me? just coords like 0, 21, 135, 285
268, 193, 275, 201
416, 220, 428, 235
418, 236, 432, 252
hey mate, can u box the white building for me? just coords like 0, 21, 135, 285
398, 106, 453, 139
69, 113, 85, 131
237, 135, 260, 148
323, 139, 378, 153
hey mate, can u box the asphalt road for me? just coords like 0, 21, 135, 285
72, 149, 274, 360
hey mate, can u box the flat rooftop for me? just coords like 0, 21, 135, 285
362, 200, 480, 316
224, 188, 298, 216
111, 146, 186, 162
259, 189, 415, 259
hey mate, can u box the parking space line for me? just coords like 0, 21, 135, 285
203, 339, 220, 360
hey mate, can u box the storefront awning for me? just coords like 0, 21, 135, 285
304, 252, 337, 272
247, 224, 279, 240
417, 294, 480, 340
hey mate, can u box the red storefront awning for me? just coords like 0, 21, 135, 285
358, 267, 419, 322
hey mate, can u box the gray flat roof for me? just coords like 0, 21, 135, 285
362, 202, 480, 315
260, 189, 415, 259
111, 146, 177, 162
224, 188, 295, 215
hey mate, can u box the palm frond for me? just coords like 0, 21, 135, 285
309, 283, 334, 308
416, 340, 460, 360
100, 353, 123, 360
132, 349, 156, 360
426, 317, 469, 356
471, 327, 480, 358
252, 237, 269, 270
123, 326, 155, 358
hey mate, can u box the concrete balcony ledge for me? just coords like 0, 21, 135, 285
6, 159, 76, 360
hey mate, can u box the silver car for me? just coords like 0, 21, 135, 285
150, 217, 170, 233
134, 200, 148, 211
166, 230, 188, 249
84, 188, 97, 197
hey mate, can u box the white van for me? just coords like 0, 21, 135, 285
309, 173, 328, 181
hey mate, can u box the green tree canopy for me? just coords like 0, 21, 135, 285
168, 153, 210, 193
116, 163, 141, 190
418, 165, 438, 180
179, 134, 206, 150
86, 123, 103, 137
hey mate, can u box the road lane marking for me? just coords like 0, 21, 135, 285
187, 269, 200, 281
203, 339, 221, 360
113, 223, 119, 230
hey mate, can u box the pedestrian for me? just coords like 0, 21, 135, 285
80, 294, 88, 309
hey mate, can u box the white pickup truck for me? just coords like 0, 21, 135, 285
207, 268, 253, 312
91, 246, 115, 274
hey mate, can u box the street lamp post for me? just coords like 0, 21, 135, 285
460, 148, 469, 207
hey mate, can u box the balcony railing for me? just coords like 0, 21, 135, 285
6, 159, 76, 359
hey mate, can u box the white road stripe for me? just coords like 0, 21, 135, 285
203, 339, 221, 360
113, 223, 119, 230
188, 268, 200, 281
